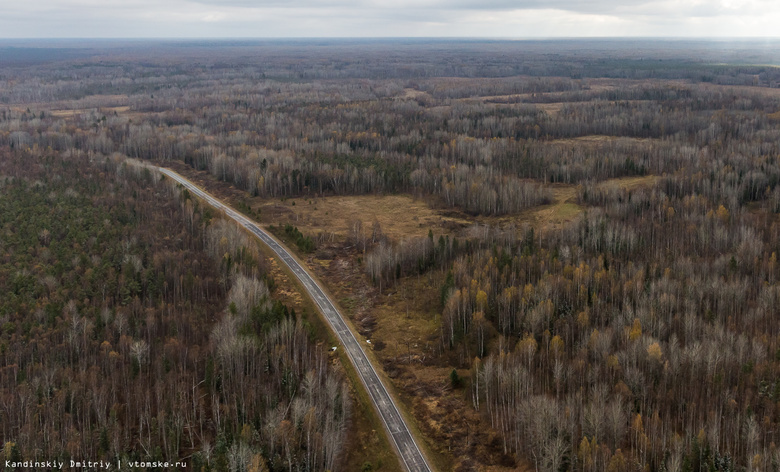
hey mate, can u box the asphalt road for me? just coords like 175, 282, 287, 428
158, 167, 433, 472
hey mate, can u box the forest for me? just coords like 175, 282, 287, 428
0, 149, 350, 470
3, 39, 780, 471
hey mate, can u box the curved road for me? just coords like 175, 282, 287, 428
158, 167, 432, 472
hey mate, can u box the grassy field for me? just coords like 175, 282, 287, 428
259, 194, 470, 240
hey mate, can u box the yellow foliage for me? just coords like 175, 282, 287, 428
550, 335, 565, 356
632, 413, 644, 434
241, 423, 253, 443
578, 436, 593, 468
647, 342, 663, 362
577, 310, 590, 328
249, 453, 269, 472
516, 333, 538, 359
607, 449, 628, 472
629, 318, 642, 341
716, 204, 730, 223
752, 454, 763, 471
476, 290, 488, 310
614, 380, 631, 397
540, 299, 554, 317
588, 329, 600, 350
607, 354, 620, 370
4, 442, 16, 459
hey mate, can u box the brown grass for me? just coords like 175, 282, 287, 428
492, 174, 659, 234
257, 194, 470, 240
399, 88, 433, 101
535, 102, 564, 116
596, 174, 659, 191
11, 94, 130, 115
49, 105, 130, 117
550, 134, 659, 145
371, 274, 441, 361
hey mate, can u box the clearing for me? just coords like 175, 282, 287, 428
258, 194, 471, 241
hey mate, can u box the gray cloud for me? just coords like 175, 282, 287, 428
183, 0, 735, 16
0, 0, 778, 37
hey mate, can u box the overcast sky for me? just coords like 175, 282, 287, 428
2, 0, 780, 38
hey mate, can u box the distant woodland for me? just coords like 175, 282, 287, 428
4, 39, 780, 471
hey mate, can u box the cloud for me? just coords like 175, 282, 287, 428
183, 0, 775, 17
0, 0, 779, 37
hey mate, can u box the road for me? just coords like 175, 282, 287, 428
158, 167, 433, 472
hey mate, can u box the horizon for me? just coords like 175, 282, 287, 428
3, 37, 780, 69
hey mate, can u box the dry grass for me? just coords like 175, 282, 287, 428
550, 134, 659, 145
768, 110, 780, 122
11, 94, 130, 116
167, 161, 656, 242
399, 88, 433, 101
304, 246, 452, 471
493, 174, 659, 233
535, 102, 564, 115
256, 194, 470, 240
698, 81, 780, 99
347, 273, 522, 471
255, 172, 658, 244
370, 275, 441, 360
597, 174, 659, 191
49, 105, 130, 117
264, 256, 306, 308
